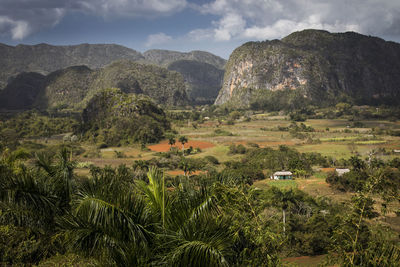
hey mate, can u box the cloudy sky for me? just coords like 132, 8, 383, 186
0, 0, 399, 58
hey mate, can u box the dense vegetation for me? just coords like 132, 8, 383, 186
0, 142, 399, 266
0, 111, 78, 150
0, 102, 399, 266
79, 88, 170, 146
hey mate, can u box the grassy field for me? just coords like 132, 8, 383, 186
68, 115, 400, 175
176, 116, 400, 160
252, 171, 352, 203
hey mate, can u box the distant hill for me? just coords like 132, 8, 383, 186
88, 60, 188, 107
0, 43, 144, 90
167, 60, 224, 104
0, 72, 46, 110
0, 61, 188, 110
143, 49, 226, 69
0, 43, 226, 107
215, 29, 400, 107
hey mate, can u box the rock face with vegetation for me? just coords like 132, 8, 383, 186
0, 60, 189, 110
37, 65, 95, 110
167, 60, 224, 104
215, 29, 400, 107
80, 88, 170, 145
89, 60, 188, 107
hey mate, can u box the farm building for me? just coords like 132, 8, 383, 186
335, 168, 350, 176
272, 171, 293, 180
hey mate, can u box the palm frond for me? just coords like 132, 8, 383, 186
169, 240, 229, 267
59, 174, 154, 266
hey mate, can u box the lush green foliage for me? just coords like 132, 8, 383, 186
0, 146, 399, 266
0, 111, 78, 149
79, 88, 170, 145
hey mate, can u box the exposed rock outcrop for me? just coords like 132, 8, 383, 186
216, 30, 400, 107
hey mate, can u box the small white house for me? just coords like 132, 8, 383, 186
335, 168, 350, 176
272, 171, 293, 180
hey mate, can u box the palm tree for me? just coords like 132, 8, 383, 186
35, 147, 76, 210
136, 167, 169, 227
178, 136, 188, 155
159, 176, 232, 267
0, 153, 58, 230
166, 133, 176, 149
58, 165, 233, 266
58, 168, 153, 266
178, 159, 195, 178
269, 188, 296, 234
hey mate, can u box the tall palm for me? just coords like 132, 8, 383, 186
178, 136, 188, 155
167, 134, 176, 149
178, 158, 195, 178
269, 188, 296, 234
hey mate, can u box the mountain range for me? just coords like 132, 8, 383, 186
1, 29, 400, 111
0, 43, 226, 110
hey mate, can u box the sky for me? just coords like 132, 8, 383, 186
0, 0, 400, 59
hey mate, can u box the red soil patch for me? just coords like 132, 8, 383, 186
148, 140, 215, 152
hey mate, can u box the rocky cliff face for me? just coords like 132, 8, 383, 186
215, 30, 400, 107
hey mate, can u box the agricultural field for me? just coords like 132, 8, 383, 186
71, 116, 400, 169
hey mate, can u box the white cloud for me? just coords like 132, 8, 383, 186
191, 0, 400, 42
187, 28, 214, 41
214, 13, 246, 41
243, 16, 360, 40
77, 0, 187, 18
0, 16, 30, 40
0, 0, 187, 40
145, 33, 173, 47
